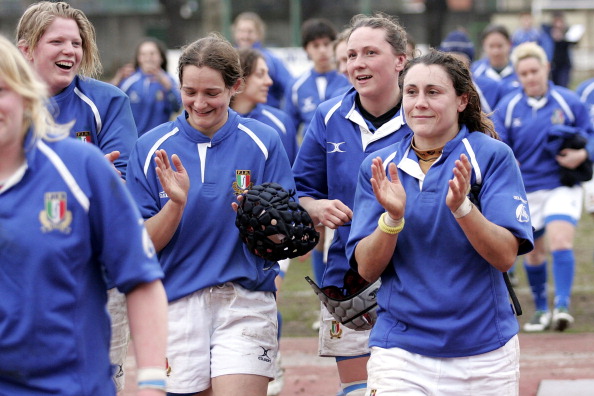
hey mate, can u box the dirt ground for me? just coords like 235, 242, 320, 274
122, 332, 594, 396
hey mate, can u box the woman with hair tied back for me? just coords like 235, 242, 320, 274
125, 33, 295, 396
347, 50, 534, 395
0, 34, 167, 396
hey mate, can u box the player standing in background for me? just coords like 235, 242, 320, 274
232, 11, 293, 109
292, 13, 412, 396
493, 42, 594, 332
0, 34, 168, 396
111, 37, 182, 137
472, 24, 521, 98
16, 2, 140, 392
232, 48, 298, 165
346, 50, 533, 396
284, 17, 351, 136
125, 33, 295, 396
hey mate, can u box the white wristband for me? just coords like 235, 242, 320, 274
452, 197, 473, 219
383, 213, 403, 227
137, 366, 167, 391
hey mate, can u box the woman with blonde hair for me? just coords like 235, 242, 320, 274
0, 34, 167, 396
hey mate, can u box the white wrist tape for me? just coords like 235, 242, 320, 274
383, 213, 403, 227
137, 367, 166, 391
452, 196, 473, 219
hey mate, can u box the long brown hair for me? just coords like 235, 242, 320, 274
400, 49, 498, 139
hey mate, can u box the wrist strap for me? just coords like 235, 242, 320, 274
378, 212, 405, 234
137, 367, 166, 391
452, 196, 473, 219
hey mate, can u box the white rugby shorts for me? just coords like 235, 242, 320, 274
365, 335, 519, 395
527, 185, 583, 231
318, 302, 371, 357
583, 178, 594, 213
165, 283, 278, 394
107, 287, 130, 392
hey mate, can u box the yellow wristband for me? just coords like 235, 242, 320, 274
378, 213, 405, 234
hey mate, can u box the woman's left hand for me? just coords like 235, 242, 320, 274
446, 154, 472, 212
556, 147, 588, 169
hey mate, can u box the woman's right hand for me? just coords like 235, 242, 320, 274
154, 149, 189, 207
370, 156, 406, 220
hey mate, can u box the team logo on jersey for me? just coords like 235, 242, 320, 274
302, 96, 317, 113
258, 346, 272, 363
233, 170, 253, 194
329, 320, 343, 339
516, 203, 530, 223
551, 108, 566, 125
75, 131, 92, 143
155, 90, 164, 101
327, 142, 346, 153
39, 192, 72, 233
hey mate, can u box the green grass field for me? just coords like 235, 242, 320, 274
278, 212, 594, 337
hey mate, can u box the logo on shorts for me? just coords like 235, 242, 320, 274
233, 170, 253, 195
165, 357, 172, 377
258, 347, 272, 363
39, 192, 72, 233
114, 364, 124, 379
330, 320, 343, 339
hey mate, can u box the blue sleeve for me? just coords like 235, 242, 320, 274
492, 101, 510, 146
125, 139, 163, 220
292, 108, 328, 199
283, 79, 302, 132
97, 92, 138, 180
345, 154, 385, 270
86, 145, 163, 293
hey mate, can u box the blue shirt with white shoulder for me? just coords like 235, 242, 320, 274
126, 110, 295, 301
48, 75, 138, 179
346, 127, 534, 358
0, 133, 163, 395
292, 87, 412, 288
493, 81, 594, 192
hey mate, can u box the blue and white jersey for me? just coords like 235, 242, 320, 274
239, 103, 298, 165
126, 110, 295, 302
292, 87, 412, 288
576, 77, 594, 127
119, 68, 181, 136
253, 43, 294, 109
48, 75, 138, 179
0, 133, 163, 395
474, 75, 502, 113
471, 58, 521, 98
284, 68, 351, 134
493, 81, 594, 192
346, 127, 534, 358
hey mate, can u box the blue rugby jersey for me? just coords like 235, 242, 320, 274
48, 75, 138, 179
493, 81, 594, 192
292, 87, 412, 288
284, 68, 351, 134
126, 109, 295, 302
0, 133, 163, 395
118, 68, 181, 136
471, 58, 521, 98
239, 103, 298, 165
347, 127, 534, 358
